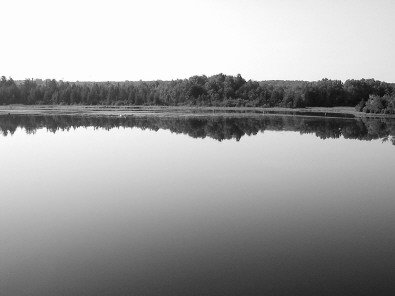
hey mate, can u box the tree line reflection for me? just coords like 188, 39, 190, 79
0, 114, 393, 144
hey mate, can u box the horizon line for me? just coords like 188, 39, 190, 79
2, 74, 394, 84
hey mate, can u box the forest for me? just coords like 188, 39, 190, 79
0, 74, 394, 113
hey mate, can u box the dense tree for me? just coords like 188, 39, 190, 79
357, 94, 395, 114
0, 75, 394, 111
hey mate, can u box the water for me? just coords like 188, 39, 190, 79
1, 114, 394, 296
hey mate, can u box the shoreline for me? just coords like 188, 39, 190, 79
0, 105, 394, 119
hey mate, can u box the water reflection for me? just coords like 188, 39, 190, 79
0, 114, 394, 144
1, 112, 395, 296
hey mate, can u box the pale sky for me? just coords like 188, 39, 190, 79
1, 0, 394, 82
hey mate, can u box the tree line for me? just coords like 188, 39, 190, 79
0, 114, 393, 144
0, 74, 394, 112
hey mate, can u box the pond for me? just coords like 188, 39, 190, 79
1, 114, 394, 295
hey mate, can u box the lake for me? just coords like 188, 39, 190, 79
1, 114, 394, 296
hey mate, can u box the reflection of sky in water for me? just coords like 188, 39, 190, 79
1, 125, 395, 295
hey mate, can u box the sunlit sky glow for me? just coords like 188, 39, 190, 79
1, 0, 394, 82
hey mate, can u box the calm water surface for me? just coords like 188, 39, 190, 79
1, 114, 394, 296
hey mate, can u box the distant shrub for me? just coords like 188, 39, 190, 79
355, 100, 366, 112
361, 94, 395, 114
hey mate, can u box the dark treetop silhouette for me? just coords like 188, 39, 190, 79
1, 75, 394, 114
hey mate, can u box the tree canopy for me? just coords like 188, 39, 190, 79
1, 75, 394, 112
